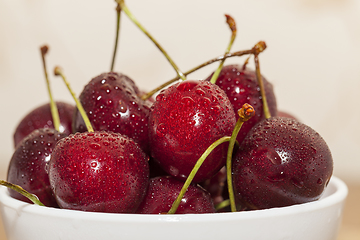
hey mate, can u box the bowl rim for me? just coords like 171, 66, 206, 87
0, 176, 348, 222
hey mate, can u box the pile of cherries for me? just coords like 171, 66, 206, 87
4, 1, 333, 214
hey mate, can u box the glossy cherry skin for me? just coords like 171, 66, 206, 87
72, 72, 151, 154
206, 64, 277, 144
48, 131, 149, 213
13, 102, 75, 148
136, 176, 216, 214
7, 128, 66, 207
232, 117, 333, 210
148, 80, 236, 183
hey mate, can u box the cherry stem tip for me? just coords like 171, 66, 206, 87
238, 103, 255, 122
210, 14, 237, 84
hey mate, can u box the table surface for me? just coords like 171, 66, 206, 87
0, 181, 359, 240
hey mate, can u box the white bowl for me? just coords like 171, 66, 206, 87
0, 176, 348, 240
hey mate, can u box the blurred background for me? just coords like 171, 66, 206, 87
0, 0, 359, 239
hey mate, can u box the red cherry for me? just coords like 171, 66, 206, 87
13, 102, 74, 148
232, 117, 333, 210
48, 131, 149, 213
148, 80, 236, 183
7, 128, 66, 207
73, 72, 151, 154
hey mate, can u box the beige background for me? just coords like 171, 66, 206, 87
0, 0, 359, 239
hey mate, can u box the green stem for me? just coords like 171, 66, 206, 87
226, 120, 243, 212
116, 0, 186, 81
54, 67, 94, 132
210, 14, 237, 84
0, 180, 44, 206
168, 136, 231, 214
110, 4, 122, 72
226, 103, 255, 212
41, 45, 60, 132
254, 54, 271, 119
215, 199, 230, 211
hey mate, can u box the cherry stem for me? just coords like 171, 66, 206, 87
226, 103, 255, 212
40, 45, 60, 132
110, 4, 122, 72
253, 42, 271, 119
54, 67, 94, 132
0, 180, 44, 206
210, 14, 237, 84
115, 0, 186, 81
215, 199, 230, 211
167, 136, 232, 214
141, 41, 267, 101
242, 55, 250, 70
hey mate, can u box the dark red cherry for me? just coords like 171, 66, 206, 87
48, 131, 149, 213
232, 116, 333, 210
13, 102, 75, 148
206, 64, 277, 144
148, 80, 236, 183
136, 176, 216, 214
72, 72, 150, 154
7, 128, 66, 207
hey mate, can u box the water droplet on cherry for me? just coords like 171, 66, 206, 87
156, 123, 167, 137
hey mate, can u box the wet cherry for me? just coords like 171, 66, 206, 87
13, 102, 74, 148
7, 128, 66, 207
48, 131, 150, 213
72, 72, 151, 154
148, 80, 236, 183
232, 116, 333, 210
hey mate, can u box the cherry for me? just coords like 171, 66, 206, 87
232, 116, 333, 210
13, 102, 74, 148
205, 64, 277, 144
136, 176, 215, 214
72, 72, 151, 154
48, 131, 149, 213
7, 128, 66, 207
148, 80, 236, 183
